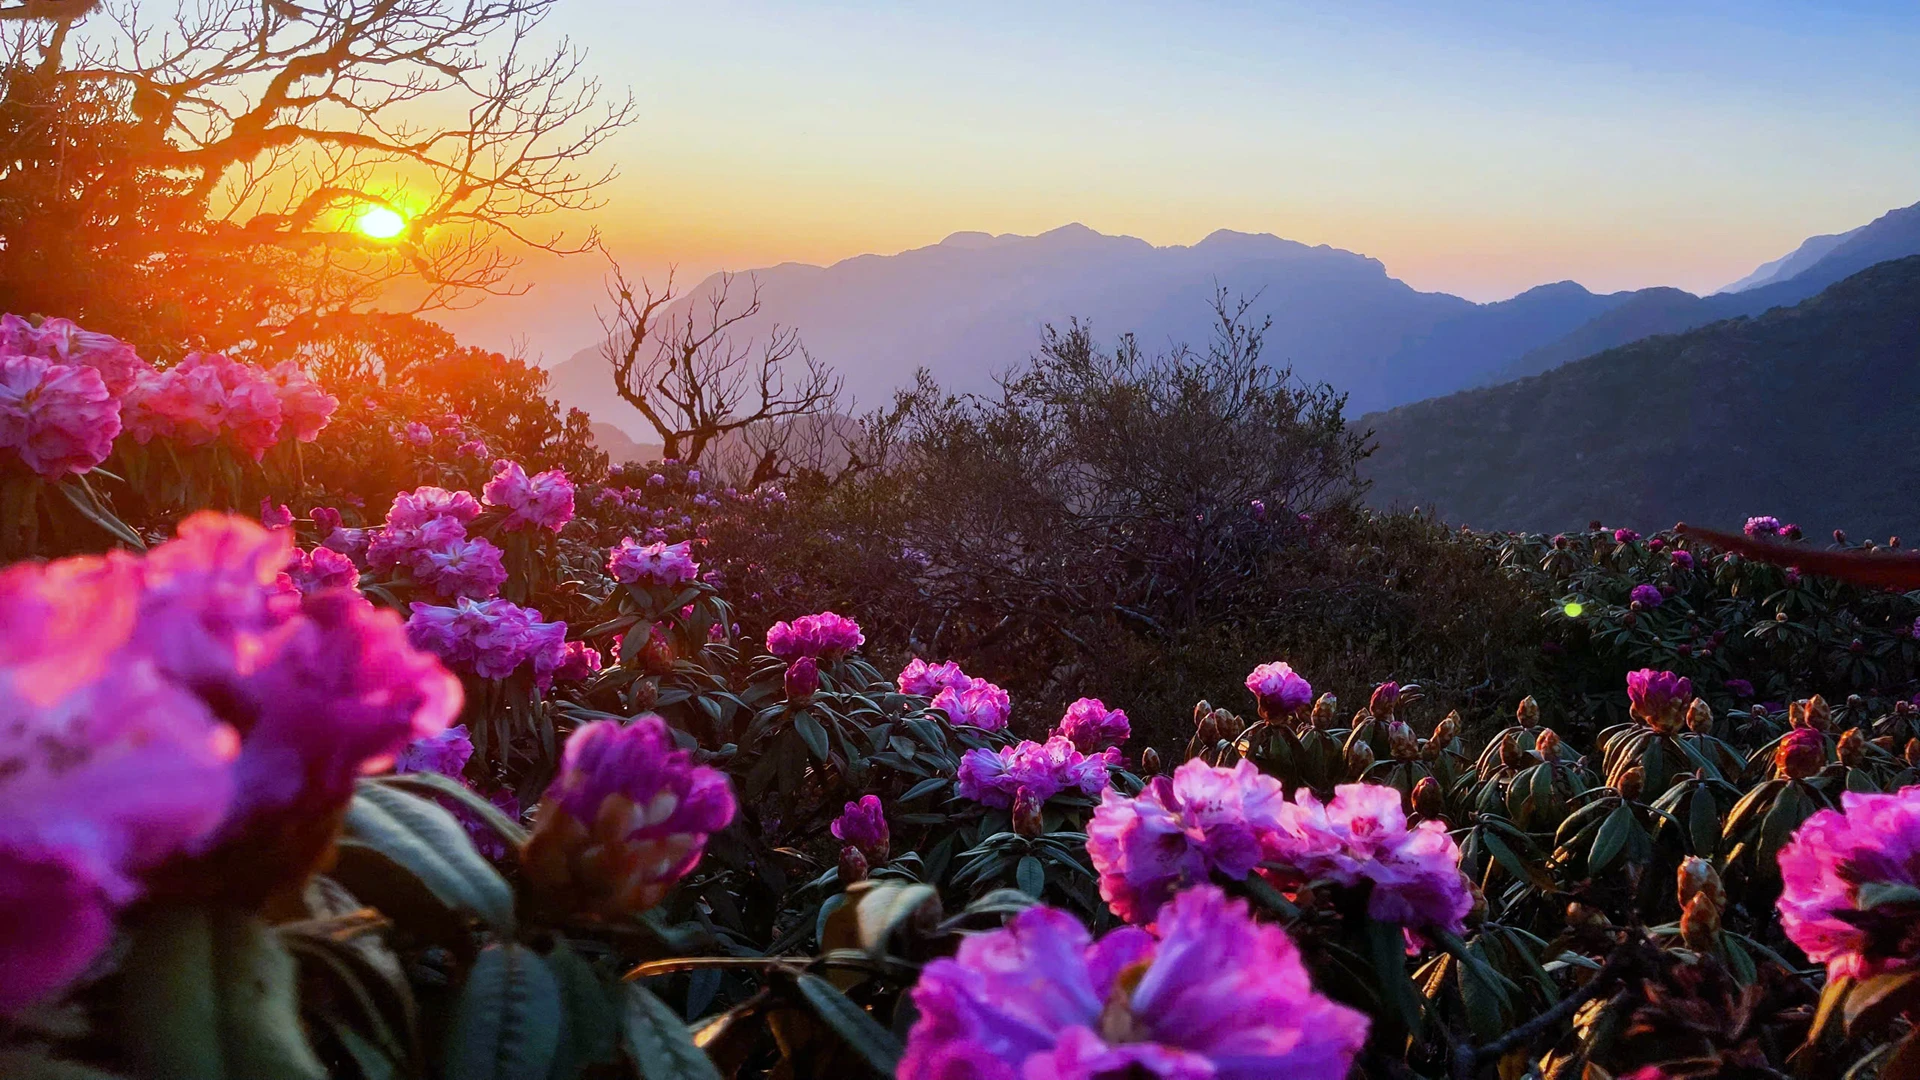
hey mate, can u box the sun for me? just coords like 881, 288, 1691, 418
355, 205, 408, 240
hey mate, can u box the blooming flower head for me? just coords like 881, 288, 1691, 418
1266, 783, 1474, 936
1629, 583, 1664, 608
394, 724, 476, 778
606, 537, 699, 586
1087, 759, 1286, 923
263, 361, 337, 442
522, 717, 737, 918
765, 611, 865, 660
283, 545, 359, 595
958, 737, 1111, 810
900, 884, 1368, 1080
1627, 668, 1693, 732
1776, 727, 1826, 780
1726, 678, 1754, 698
0, 355, 122, 477
831, 794, 890, 863
414, 534, 508, 601
933, 680, 1012, 730
482, 460, 575, 532
1671, 549, 1695, 569
550, 640, 603, 685
405, 597, 567, 681
386, 486, 482, 530
260, 499, 293, 530
0, 314, 148, 395
1054, 698, 1130, 755
1614, 528, 1640, 544
1777, 785, 1920, 980
898, 658, 977, 697
1245, 661, 1313, 718
403, 421, 433, 446
1745, 516, 1783, 538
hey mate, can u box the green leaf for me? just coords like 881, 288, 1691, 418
1480, 828, 1555, 892
1365, 917, 1426, 1038
444, 944, 562, 1080
794, 710, 831, 761
118, 907, 327, 1080
1016, 855, 1046, 898
0, 1050, 128, 1080
373, 771, 528, 847
1589, 803, 1633, 874
1857, 883, 1920, 912
340, 780, 516, 933
853, 883, 941, 955
621, 983, 723, 1080
55, 476, 145, 550
1688, 789, 1721, 858
1845, 969, 1920, 1037
545, 944, 621, 1080
792, 973, 904, 1075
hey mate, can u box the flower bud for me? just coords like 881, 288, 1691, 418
1517, 695, 1539, 727
1192, 700, 1212, 728
1139, 747, 1162, 776
1429, 713, 1459, 753
1412, 775, 1445, 818
1676, 856, 1725, 911
1309, 693, 1339, 731
1534, 728, 1562, 762
1345, 740, 1375, 778
1369, 681, 1401, 719
1211, 708, 1242, 742
639, 624, 676, 677
1685, 698, 1714, 734
1566, 902, 1608, 928
1012, 788, 1045, 837
784, 656, 820, 702
1908, 738, 1920, 768
1776, 727, 1825, 780
838, 844, 870, 884
1805, 695, 1831, 730
1387, 720, 1419, 761
1680, 892, 1721, 950
1498, 731, 1527, 770
1614, 765, 1645, 802
1836, 727, 1867, 769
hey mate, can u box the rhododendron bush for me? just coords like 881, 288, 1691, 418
10, 315, 1920, 1079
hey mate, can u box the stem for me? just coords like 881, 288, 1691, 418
1450, 941, 1640, 1080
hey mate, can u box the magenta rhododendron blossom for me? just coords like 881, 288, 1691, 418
284, 545, 359, 594
1053, 697, 1130, 754
900, 884, 1368, 1080
482, 460, 575, 532
0, 355, 122, 477
263, 361, 337, 442
405, 597, 567, 681
1778, 786, 1920, 980
1087, 759, 1286, 923
414, 534, 509, 601
386, 486, 482, 530
0, 314, 148, 396
765, 611, 865, 660
1671, 549, 1695, 569
550, 640, 603, 684
898, 657, 977, 697
933, 680, 1013, 730
260, 499, 293, 529
1268, 783, 1473, 936
607, 537, 699, 586
1629, 583, 1664, 608
522, 717, 737, 917
394, 724, 476, 778
1744, 516, 1783, 538
1627, 668, 1693, 728
958, 737, 1110, 810
831, 794, 890, 862
1245, 661, 1313, 716
1614, 528, 1640, 543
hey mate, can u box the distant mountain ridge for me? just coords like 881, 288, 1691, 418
1360, 256, 1920, 537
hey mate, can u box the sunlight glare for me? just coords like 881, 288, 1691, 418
355, 205, 408, 240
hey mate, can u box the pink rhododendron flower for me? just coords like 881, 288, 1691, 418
1245, 661, 1313, 716
1627, 668, 1692, 729
1629, 583, 1664, 608
831, 794, 890, 863
1266, 783, 1473, 936
180, 352, 285, 459
403, 421, 434, 446
1778, 785, 1920, 980
386, 486, 482, 529
260, 499, 293, 529
1744, 516, 1783, 538
482, 460, 575, 532
405, 597, 567, 680
264, 361, 337, 442
933, 680, 1012, 730
284, 545, 359, 594
549, 640, 603, 684
0, 314, 148, 395
522, 716, 737, 917
957, 737, 1110, 810
457, 438, 489, 458
897, 657, 977, 697
1053, 697, 1130, 754
414, 534, 509, 601
606, 537, 699, 586
1671, 549, 1694, 569
1087, 759, 1286, 923
0, 355, 122, 477
394, 724, 476, 778
765, 611, 865, 660
900, 884, 1368, 1080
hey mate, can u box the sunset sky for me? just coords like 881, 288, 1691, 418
446, 0, 1920, 362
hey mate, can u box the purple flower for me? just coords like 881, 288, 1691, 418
406, 597, 567, 681
260, 499, 293, 530
1245, 661, 1313, 717
0, 313, 148, 395
414, 534, 508, 601
0, 355, 122, 478
1086, 759, 1286, 924
1629, 583, 1664, 608
957, 738, 1110, 810
606, 537, 699, 586
1053, 697, 1130, 754
1725, 678, 1754, 698
898, 658, 977, 697
1744, 515, 1783, 538
403, 421, 434, 447
765, 611, 865, 660
900, 884, 1368, 1080
1626, 668, 1692, 732
482, 460, 575, 532
933, 681, 1012, 730
394, 724, 475, 778
284, 545, 359, 594
550, 640, 603, 684
1670, 549, 1694, 569
1250, 498, 1267, 521
783, 656, 820, 701
831, 794, 890, 863
1778, 785, 1920, 980
1267, 783, 1472, 936
385, 486, 481, 530
522, 717, 737, 917
1614, 528, 1640, 543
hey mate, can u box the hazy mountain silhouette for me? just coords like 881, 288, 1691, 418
1717, 228, 1860, 293
549, 225, 1642, 438
1360, 256, 1920, 538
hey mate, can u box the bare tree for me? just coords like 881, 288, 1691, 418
599, 259, 842, 468
4, 0, 631, 353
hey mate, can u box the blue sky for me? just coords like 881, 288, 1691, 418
450, 0, 1920, 357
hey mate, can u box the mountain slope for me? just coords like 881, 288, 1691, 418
549, 225, 1639, 438
1717, 228, 1860, 293
1360, 256, 1920, 537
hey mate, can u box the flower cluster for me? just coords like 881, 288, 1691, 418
1744, 515, 1783, 538
367, 485, 507, 600
283, 544, 359, 595
0, 514, 457, 1013
957, 737, 1111, 809
1246, 660, 1313, 717
831, 794, 890, 864
898, 657, 979, 697
0, 354, 121, 478
521, 717, 737, 918
1265, 783, 1474, 938
482, 459, 575, 532
124, 352, 336, 459
765, 610, 865, 660
900, 885, 1368, 1080
1627, 668, 1693, 732
1777, 785, 1920, 980
1629, 583, 1664, 608
1052, 697, 1130, 755
933, 680, 1012, 730
406, 597, 568, 682
607, 537, 700, 586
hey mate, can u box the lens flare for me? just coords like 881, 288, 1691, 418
1563, 601, 1585, 617
355, 206, 408, 240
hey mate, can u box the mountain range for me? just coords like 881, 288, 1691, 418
1360, 255, 1920, 538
